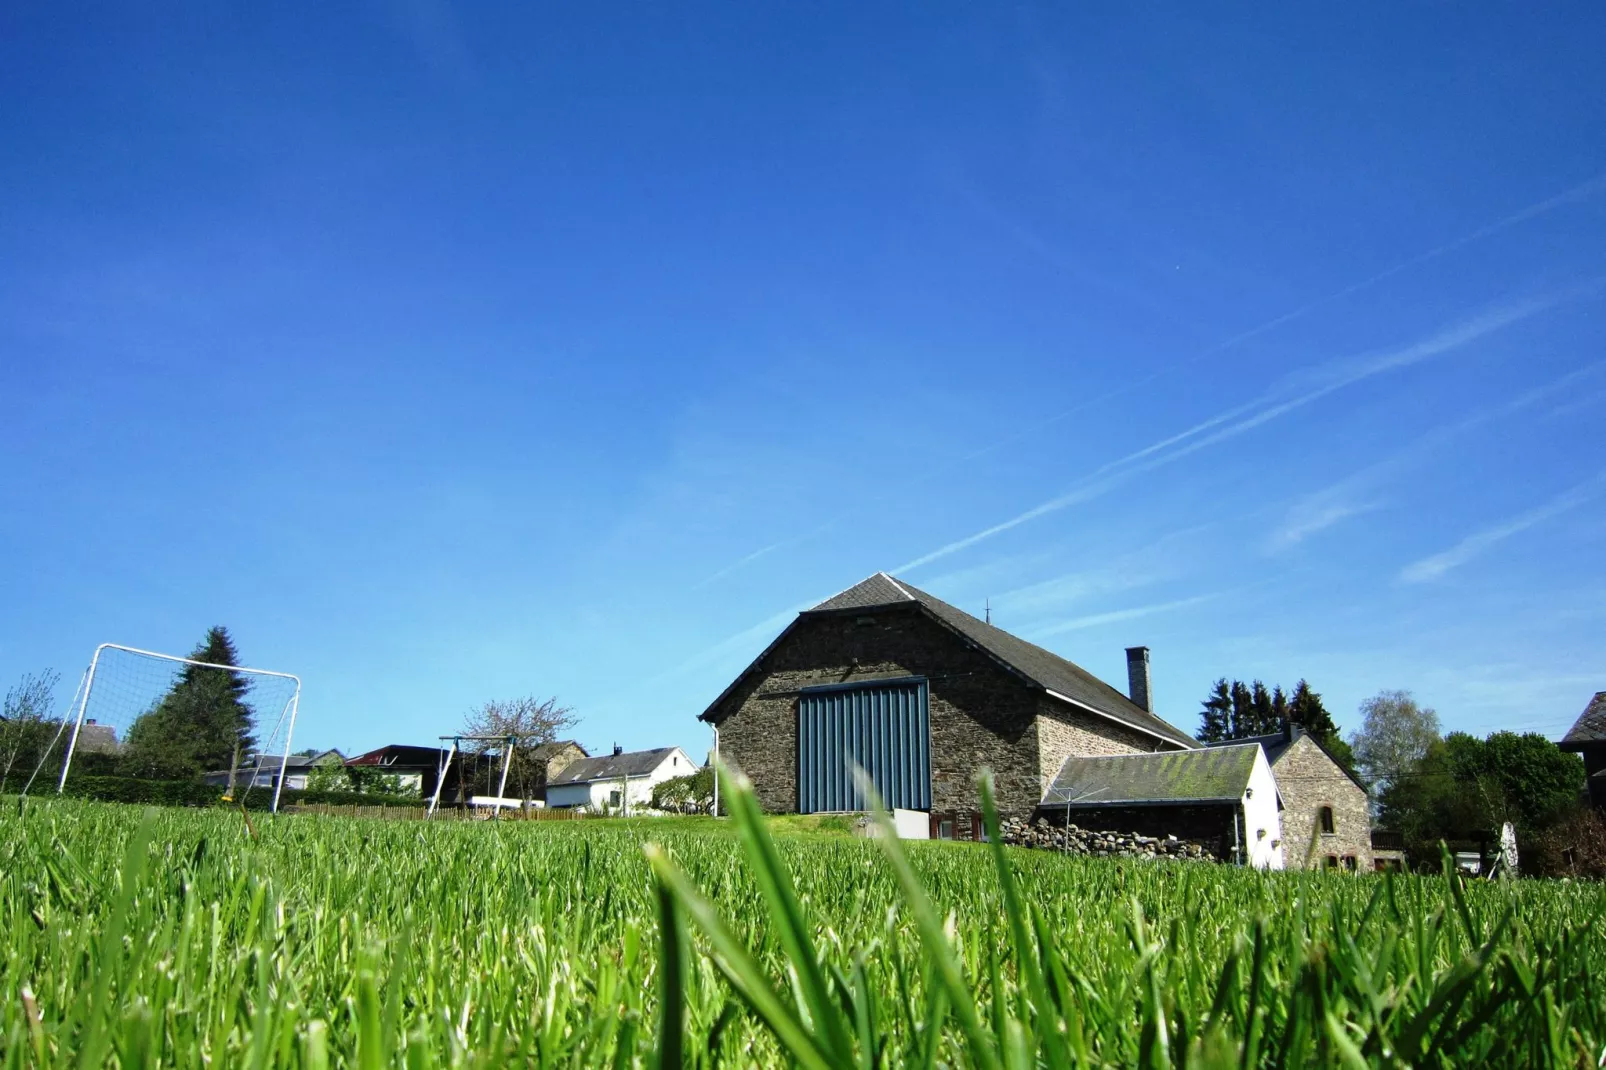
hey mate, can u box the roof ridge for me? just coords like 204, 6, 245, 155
878, 571, 916, 601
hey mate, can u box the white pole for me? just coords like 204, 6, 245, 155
271, 686, 301, 814
427, 741, 457, 817
58, 645, 109, 793
494, 736, 514, 819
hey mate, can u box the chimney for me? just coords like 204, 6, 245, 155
1124, 646, 1152, 713
612, 743, 623, 756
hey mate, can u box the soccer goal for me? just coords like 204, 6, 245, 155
25, 643, 303, 813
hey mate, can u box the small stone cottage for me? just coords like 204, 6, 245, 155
701, 572, 1199, 818
1208, 725, 1371, 869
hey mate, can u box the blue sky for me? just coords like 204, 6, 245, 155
3, 5, 1604, 761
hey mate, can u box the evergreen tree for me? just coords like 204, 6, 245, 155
123, 627, 255, 779
1197, 677, 1356, 774
1229, 681, 1254, 738
1198, 679, 1232, 742
1287, 679, 1358, 774
1250, 681, 1275, 735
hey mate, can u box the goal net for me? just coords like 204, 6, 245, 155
24, 643, 303, 811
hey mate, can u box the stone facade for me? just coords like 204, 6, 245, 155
1270, 734, 1372, 870
709, 604, 1183, 816
1036, 696, 1166, 796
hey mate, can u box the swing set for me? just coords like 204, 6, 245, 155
426, 734, 520, 818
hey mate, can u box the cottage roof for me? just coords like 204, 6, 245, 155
1042, 743, 1262, 807
526, 740, 587, 761
74, 722, 121, 754
704, 572, 1197, 748
346, 744, 450, 769
1206, 725, 1369, 792
1559, 692, 1606, 750
548, 747, 679, 786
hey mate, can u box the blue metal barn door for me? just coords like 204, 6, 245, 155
797, 678, 930, 813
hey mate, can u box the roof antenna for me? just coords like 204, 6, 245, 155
985, 598, 991, 625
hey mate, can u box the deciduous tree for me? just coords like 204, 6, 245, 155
1350, 689, 1440, 792
0, 670, 60, 792
459, 695, 580, 800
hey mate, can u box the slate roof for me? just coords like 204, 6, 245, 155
74, 722, 120, 754
1560, 692, 1606, 750
527, 740, 587, 762
1206, 725, 1369, 792
547, 748, 680, 786
1042, 743, 1261, 807
705, 572, 1197, 748
347, 744, 451, 769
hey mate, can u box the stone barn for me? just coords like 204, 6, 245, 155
700, 572, 1200, 818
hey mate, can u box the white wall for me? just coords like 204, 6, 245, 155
547, 748, 697, 812
1241, 746, 1285, 870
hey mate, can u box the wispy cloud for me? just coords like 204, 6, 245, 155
896, 288, 1593, 575
689, 539, 795, 591
690, 175, 1606, 593
1026, 591, 1223, 637
1400, 473, 1606, 583
1267, 361, 1606, 551
649, 600, 815, 687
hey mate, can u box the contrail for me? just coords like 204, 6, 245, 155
1400, 472, 1606, 584
690, 172, 1606, 592
895, 286, 1597, 574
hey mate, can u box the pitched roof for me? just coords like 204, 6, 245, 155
811, 572, 917, 611
1206, 725, 1369, 792
1560, 692, 1606, 750
1042, 743, 1261, 807
548, 748, 681, 786
710, 572, 1197, 747
346, 744, 451, 769
526, 740, 587, 761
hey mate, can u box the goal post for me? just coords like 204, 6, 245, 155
32, 642, 304, 813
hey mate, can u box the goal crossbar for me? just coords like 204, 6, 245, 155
59, 642, 304, 813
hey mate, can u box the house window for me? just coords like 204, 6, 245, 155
938, 820, 954, 840
609, 790, 622, 808
1341, 856, 1357, 871
1325, 855, 1339, 869
1319, 806, 1336, 834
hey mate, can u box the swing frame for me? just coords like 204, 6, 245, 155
427, 734, 518, 818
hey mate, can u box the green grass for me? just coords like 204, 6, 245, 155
2, 777, 1603, 1068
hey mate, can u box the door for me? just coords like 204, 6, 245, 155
797, 678, 930, 813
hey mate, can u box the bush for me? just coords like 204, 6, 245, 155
1526, 806, 1606, 879
651, 767, 714, 814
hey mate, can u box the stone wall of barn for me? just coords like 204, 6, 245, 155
709, 605, 1061, 815
1272, 734, 1372, 870
1035, 697, 1176, 797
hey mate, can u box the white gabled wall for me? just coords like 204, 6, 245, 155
1241, 746, 1285, 870
546, 747, 697, 812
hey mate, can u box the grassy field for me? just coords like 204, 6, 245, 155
2, 777, 1604, 1068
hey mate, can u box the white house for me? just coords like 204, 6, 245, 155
544, 746, 697, 813
1041, 742, 1285, 869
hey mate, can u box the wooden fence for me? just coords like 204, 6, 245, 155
284, 802, 586, 822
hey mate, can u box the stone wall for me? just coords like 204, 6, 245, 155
1272, 734, 1372, 870
709, 605, 1049, 815
1036, 696, 1174, 796
1001, 815, 1218, 861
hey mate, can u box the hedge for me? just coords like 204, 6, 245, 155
53, 776, 423, 811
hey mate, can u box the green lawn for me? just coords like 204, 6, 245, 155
2, 788, 1602, 1067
